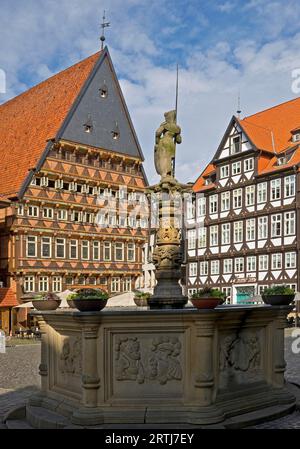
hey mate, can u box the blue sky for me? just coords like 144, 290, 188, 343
1, 0, 300, 183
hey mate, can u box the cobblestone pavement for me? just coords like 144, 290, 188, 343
0, 332, 299, 428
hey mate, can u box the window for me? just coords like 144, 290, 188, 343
57, 209, 68, 221
221, 223, 230, 245
244, 158, 254, 172
24, 276, 35, 293
187, 229, 196, 250
189, 263, 197, 277
55, 238, 65, 258
284, 211, 296, 236
111, 277, 121, 293
222, 287, 232, 304
232, 161, 241, 175
124, 277, 132, 292
247, 256, 256, 272
257, 182, 267, 203
198, 227, 207, 248
231, 135, 241, 154
259, 285, 268, 295
104, 242, 111, 261
246, 186, 255, 206
285, 175, 296, 198
220, 165, 229, 179
93, 241, 100, 261
39, 276, 49, 293
43, 208, 53, 219
259, 255, 268, 271
258, 216, 268, 239
246, 218, 255, 241
271, 214, 282, 237
200, 261, 208, 275
81, 241, 89, 260
41, 237, 51, 258
286, 252, 296, 269
209, 195, 218, 214
210, 225, 218, 246
70, 240, 78, 259
272, 253, 282, 270
28, 205, 39, 218
115, 243, 124, 261
127, 243, 135, 262
233, 189, 242, 209
234, 221, 243, 243
187, 199, 195, 219
17, 204, 24, 215
52, 276, 62, 293
235, 258, 244, 273
27, 236, 37, 257
211, 260, 220, 275
271, 179, 281, 200
221, 191, 230, 211
197, 197, 206, 218
223, 259, 233, 274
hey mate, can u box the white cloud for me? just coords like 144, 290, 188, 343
1, 0, 300, 186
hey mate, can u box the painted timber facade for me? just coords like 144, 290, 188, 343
186, 98, 300, 303
0, 47, 148, 330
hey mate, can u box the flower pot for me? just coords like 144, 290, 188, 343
72, 299, 108, 312
32, 300, 61, 311
134, 297, 149, 307
191, 297, 221, 309
262, 294, 295, 306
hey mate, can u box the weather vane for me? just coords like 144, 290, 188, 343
100, 10, 110, 50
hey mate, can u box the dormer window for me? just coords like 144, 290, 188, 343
293, 133, 300, 142
83, 114, 93, 133
205, 178, 211, 186
111, 122, 120, 140
277, 157, 286, 166
99, 82, 108, 98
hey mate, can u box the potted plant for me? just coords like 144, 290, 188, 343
67, 288, 109, 312
32, 293, 61, 311
262, 285, 295, 306
133, 291, 151, 307
190, 287, 225, 310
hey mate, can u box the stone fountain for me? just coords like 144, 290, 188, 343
4, 111, 298, 429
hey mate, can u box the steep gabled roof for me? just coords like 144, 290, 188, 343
0, 51, 101, 200
0, 288, 18, 308
194, 97, 300, 192
239, 97, 300, 153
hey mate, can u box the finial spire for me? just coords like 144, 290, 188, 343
175, 64, 179, 123
100, 10, 110, 50
237, 90, 241, 118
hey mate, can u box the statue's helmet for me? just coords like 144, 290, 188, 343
164, 110, 176, 122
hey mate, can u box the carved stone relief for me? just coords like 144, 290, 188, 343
115, 335, 182, 385
60, 336, 82, 376
219, 331, 262, 388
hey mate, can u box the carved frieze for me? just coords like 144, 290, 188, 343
115, 335, 182, 385
219, 333, 261, 372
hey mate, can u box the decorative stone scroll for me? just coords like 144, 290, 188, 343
60, 336, 82, 375
115, 335, 182, 385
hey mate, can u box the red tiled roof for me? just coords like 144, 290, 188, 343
239, 97, 300, 153
0, 52, 101, 200
194, 97, 300, 192
0, 288, 19, 308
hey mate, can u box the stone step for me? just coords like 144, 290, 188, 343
26, 405, 70, 429
6, 419, 34, 429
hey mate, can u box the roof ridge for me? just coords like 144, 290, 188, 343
0, 51, 101, 110
242, 96, 300, 120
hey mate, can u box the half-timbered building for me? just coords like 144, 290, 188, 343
0, 47, 148, 330
186, 98, 300, 303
